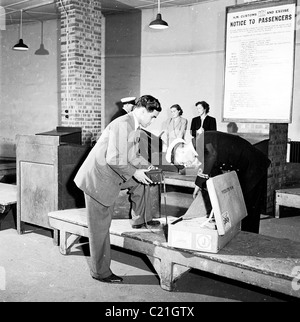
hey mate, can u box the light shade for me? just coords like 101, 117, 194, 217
149, 13, 169, 30
35, 43, 49, 55
35, 21, 49, 55
12, 10, 29, 51
13, 39, 29, 51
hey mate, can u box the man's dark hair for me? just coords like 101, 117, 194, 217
136, 95, 162, 113
227, 122, 238, 133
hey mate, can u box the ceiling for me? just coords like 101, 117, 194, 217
0, 0, 207, 25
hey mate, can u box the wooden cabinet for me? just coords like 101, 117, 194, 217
16, 135, 90, 235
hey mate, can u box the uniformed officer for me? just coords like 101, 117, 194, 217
166, 131, 271, 233
111, 96, 136, 121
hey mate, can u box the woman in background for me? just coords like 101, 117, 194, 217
190, 101, 217, 138
163, 104, 188, 147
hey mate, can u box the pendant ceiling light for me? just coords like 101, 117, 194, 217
13, 10, 29, 51
149, 0, 169, 30
35, 21, 49, 55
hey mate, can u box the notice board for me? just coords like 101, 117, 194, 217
223, 0, 296, 123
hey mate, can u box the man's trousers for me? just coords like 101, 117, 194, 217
84, 178, 152, 279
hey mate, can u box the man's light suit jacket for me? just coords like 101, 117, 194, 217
74, 112, 150, 207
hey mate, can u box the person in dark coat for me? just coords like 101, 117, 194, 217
166, 131, 271, 233
111, 96, 136, 122
190, 101, 217, 138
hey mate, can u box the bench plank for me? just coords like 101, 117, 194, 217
275, 188, 300, 218
48, 208, 300, 298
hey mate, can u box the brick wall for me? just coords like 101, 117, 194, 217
267, 123, 288, 215
56, 0, 103, 145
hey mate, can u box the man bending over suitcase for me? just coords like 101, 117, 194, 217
166, 131, 271, 234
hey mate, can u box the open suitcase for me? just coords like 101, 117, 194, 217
168, 171, 248, 253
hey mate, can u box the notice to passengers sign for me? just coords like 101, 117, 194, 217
223, 0, 296, 123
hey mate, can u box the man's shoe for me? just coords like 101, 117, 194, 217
132, 220, 160, 229
132, 223, 144, 229
93, 274, 123, 283
146, 220, 160, 227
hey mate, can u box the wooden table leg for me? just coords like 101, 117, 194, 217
59, 231, 81, 255
159, 257, 175, 291
0, 204, 12, 230
53, 229, 59, 246
275, 202, 280, 218
17, 207, 24, 235
11, 204, 17, 229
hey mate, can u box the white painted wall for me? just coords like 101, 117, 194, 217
141, 3, 230, 142
0, 19, 59, 157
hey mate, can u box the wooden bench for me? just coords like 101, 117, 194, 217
275, 188, 300, 218
48, 208, 300, 299
0, 183, 17, 230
